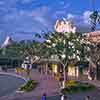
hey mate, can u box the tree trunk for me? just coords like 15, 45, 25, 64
62, 65, 66, 89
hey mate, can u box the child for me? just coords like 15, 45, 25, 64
41, 93, 47, 100
85, 96, 90, 100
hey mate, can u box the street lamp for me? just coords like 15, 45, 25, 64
23, 56, 32, 80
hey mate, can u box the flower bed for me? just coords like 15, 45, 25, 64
61, 80, 95, 94
19, 80, 37, 92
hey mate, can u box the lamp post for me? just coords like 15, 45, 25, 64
23, 56, 32, 80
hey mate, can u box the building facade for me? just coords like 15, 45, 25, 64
84, 31, 100, 80
55, 19, 77, 33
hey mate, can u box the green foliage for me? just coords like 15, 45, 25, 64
34, 31, 88, 71
0, 40, 42, 59
90, 10, 100, 31
19, 80, 37, 92
61, 80, 95, 94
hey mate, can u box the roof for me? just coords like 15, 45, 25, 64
84, 31, 100, 43
37, 58, 60, 64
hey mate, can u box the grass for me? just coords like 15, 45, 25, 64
61, 80, 95, 94
19, 80, 38, 92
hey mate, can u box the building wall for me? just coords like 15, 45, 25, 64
68, 65, 79, 77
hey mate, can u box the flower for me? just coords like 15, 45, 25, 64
76, 38, 79, 41
48, 45, 51, 48
52, 43, 56, 47
46, 40, 51, 43
68, 41, 74, 46
72, 45, 75, 49
87, 47, 90, 51
72, 53, 76, 59
61, 54, 66, 59
63, 40, 66, 45
76, 55, 80, 61
68, 56, 71, 59
76, 50, 80, 54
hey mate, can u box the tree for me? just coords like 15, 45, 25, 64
89, 43, 100, 69
35, 31, 88, 88
90, 11, 100, 31
89, 0, 100, 31
19, 40, 41, 79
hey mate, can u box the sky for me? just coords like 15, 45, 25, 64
0, 0, 100, 42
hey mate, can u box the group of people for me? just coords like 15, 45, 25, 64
41, 93, 91, 100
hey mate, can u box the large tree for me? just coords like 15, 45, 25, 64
90, 11, 100, 31
89, 0, 100, 31
35, 31, 88, 88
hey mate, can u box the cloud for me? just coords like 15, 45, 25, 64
1, 0, 99, 42
67, 13, 75, 20
2, 5, 52, 35
82, 11, 92, 24
21, 0, 33, 4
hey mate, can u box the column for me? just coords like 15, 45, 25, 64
45, 63, 48, 75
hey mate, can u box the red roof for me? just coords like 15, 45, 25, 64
85, 31, 100, 43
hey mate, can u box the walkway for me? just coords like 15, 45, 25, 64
80, 80, 100, 89
0, 69, 100, 100
0, 69, 60, 100
28, 69, 60, 96
73, 75, 100, 89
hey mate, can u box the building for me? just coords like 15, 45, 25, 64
36, 20, 79, 78
83, 31, 100, 80
37, 55, 62, 75
37, 55, 80, 80
84, 31, 100, 43
55, 18, 77, 33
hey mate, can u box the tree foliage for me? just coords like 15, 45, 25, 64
35, 31, 88, 68
90, 11, 100, 31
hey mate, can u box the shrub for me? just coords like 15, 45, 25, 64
61, 80, 95, 94
19, 80, 37, 92
65, 80, 77, 87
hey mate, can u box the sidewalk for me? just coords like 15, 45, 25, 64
80, 79, 100, 88
70, 75, 100, 88
29, 69, 60, 96
0, 69, 60, 100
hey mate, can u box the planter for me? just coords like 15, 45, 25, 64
19, 80, 38, 92
61, 80, 95, 94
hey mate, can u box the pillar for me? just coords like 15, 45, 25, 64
45, 63, 48, 75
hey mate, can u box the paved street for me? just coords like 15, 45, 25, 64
0, 69, 100, 100
0, 69, 60, 100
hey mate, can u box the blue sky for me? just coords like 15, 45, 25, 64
0, 0, 100, 42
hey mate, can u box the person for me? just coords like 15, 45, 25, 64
38, 67, 41, 73
60, 93, 68, 100
41, 93, 47, 100
84, 96, 90, 100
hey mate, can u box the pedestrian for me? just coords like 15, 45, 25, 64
41, 93, 47, 100
60, 94, 68, 100
84, 96, 90, 100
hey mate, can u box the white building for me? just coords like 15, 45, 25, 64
55, 19, 77, 33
